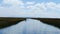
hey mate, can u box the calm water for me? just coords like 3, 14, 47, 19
0, 19, 60, 34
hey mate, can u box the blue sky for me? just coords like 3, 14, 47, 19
0, 0, 60, 3
23, 0, 60, 3
0, 0, 60, 34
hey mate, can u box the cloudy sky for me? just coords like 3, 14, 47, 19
0, 0, 60, 34
0, 0, 60, 18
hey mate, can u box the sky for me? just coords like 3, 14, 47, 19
0, 0, 60, 34
0, 0, 60, 18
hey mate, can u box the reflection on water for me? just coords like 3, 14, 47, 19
0, 19, 60, 34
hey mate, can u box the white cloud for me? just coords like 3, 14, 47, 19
26, 2, 35, 5
0, 0, 24, 8
3, 0, 24, 5
26, 2, 60, 18
0, 0, 60, 18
